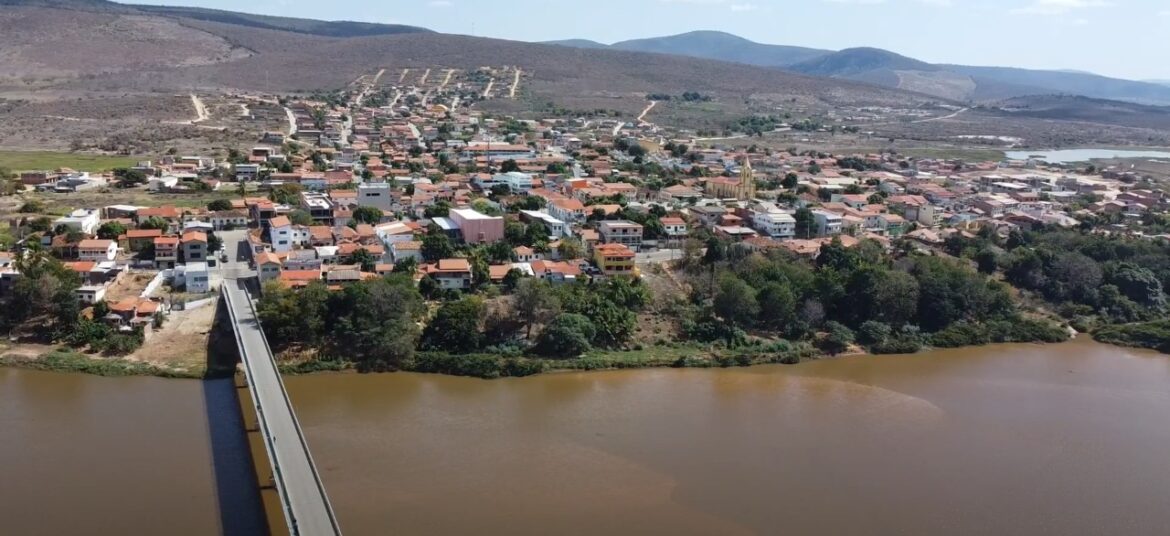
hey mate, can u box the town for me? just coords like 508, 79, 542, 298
2, 67, 1169, 375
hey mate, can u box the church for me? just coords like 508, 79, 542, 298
704, 157, 757, 201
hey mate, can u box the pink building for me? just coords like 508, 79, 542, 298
449, 208, 504, 244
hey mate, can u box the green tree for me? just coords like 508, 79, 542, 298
756, 281, 796, 330
269, 183, 303, 205
288, 209, 314, 226
207, 199, 233, 211
500, 159, 521, 173
513, 278, 560, 338
793, 207, 815, 239
421, 229, 455, 262
820, 321, 854, 355
95, 221, 127, 240
392, 256, 418, 274
351, 205, 384, 225
348, 249, 377, 272
781, 172, 799, 190
422, 297, 485, 353
714, 275, 759, 327
137, 216, 170, 231
534, 313, 595, 357
557, 237, 585, 260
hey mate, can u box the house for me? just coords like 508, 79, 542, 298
660, 217, 688, 239
424, 258, 473, 290
592, 243, 638, 278
598, 220, 644, 251
548, 198, 587, 224
125, 229, 163, 252
54, 209, 101, 235
178, 262, 211, 293
513, 246, 541, 263
390, 241, 422, 263
153, 236, 179, 268
268, 216, 293, 253
357, 182, 395, 212
750, 208, 796, 239
77, 239, 117, 262
255, 252, 283, 282
210, 210, 249, 230
812, 210, 843, 237
180, 231, 208, 262
448, 208, 504, 244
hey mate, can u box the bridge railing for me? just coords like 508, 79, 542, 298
221, 284, 298, 533
238, 283, 343, 535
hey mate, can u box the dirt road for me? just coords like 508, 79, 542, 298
509, 69, 522, 98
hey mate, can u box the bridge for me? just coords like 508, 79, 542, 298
220, 232, 342, 536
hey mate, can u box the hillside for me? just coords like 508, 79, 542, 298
990, 95, 1170, 131
548, 30, 1170, 106
132, 4, 432, 38
544, 39, 609, 50
788, 47, 936, 78
608, 31, 829, 67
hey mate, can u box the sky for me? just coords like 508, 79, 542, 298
129, 0, 1170, 80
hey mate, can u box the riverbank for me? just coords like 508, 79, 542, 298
0, 349, 205, 379
3, 334, 1118, 381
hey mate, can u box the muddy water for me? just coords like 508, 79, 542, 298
289, 339, 1170, 536
0, 371, 264, 536
4, 338, 1169, 535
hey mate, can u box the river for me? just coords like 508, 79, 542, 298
3, 338, 1169, 535
1005, 148, 1170, 163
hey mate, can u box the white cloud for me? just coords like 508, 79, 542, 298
822, 0, 888, 4
730, 3, 759, 11
1159, 9, 1170, 16
1012, 0, 1112, 15
428, 0, 452, 7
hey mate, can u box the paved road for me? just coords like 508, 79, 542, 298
636, 248, 684, 265
222, 234, 342, 536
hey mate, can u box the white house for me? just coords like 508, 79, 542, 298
358, 182, 396, 212
812, 210, 843, 237
178, 262, 212, 293
54, 209, 101, 235
268, 216, 293, 253
751, 208, 796, 239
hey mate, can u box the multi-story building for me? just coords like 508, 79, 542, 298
77, 239, 117, 262
449, 208, 504, 244
750, 209, 796, 239
154, 236, 180, 269
357, 182, 395, 212
812, 210, 843, 238
181, 231, 208, 262
593, 243, 638, 278
598, 220, 644, 251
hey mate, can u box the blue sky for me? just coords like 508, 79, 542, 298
131, 0, 1170, 80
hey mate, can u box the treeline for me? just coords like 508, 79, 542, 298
257, 276, 652, 373
946, 227, 1170, 352
947, 228, 1170, 326
682, 237, 1068, 355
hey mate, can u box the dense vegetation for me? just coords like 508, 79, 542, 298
257, 274, 654, 375
944, 227, 1170, 352
682, 236, 1068, 355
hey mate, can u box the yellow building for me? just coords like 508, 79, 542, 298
592, 242, 639, 278
705, 157, 756, 200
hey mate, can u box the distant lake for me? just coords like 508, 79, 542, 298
1006, 148, 1170, 163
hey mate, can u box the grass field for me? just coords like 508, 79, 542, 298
0, 151, 141, 172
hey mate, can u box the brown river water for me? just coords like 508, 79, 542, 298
3, 338, 1169, 535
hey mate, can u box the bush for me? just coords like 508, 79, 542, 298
870, 337, 923, 355
857, 321, 892, 345
1093, 319, 1170, 353
534, 313, 595, 357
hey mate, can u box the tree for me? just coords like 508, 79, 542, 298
95, 221, 127, 240
288, 209, 314, 226
714, 275, 759, 327
113, 168, 148, 188
207, 199, 233, 211
513, 278, 560, 338
975, 248, 1000, 275
348, 249, 377, 272
207, 233, 223, 253
793, 207, 815, 239
268, 183, 303, 205
781, 172, 799, 190
857, 320, 892, 346
756, 281, 796, 330
423, 200, 451, 218
422, 297, 485, 353
500, 159, 521, 173
534, 313, 595, 357
557, 238, 585, 260
137, 216, 170, 231
421, 230, 454, 262
392, 257, 418, 275
820, 321, 854, 355
352, 205, 383, 225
